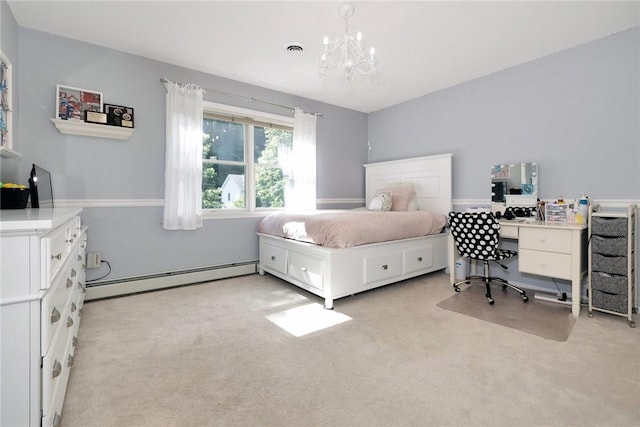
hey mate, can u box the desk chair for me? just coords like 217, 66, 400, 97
448, 211, 529, 305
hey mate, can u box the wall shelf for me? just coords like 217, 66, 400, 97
51, 118, 135, 140
0, 146, 21, 158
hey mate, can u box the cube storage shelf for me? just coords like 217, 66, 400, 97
588, 204, 637, 327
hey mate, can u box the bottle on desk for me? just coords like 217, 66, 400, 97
575, 194, 589, 224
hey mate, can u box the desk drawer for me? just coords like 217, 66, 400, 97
519, 227, 572, 254
519, 249, 572, 280
500, 224, 519, 239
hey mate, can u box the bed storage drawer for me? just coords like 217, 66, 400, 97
261, 243, 287, 275
403, 246, 433, 274
364, 253, 402, 284
288, 251, 324, 291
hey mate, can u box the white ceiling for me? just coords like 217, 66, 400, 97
8, 1, 640, 113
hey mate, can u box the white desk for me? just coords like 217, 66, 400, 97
449, 219, 587, 317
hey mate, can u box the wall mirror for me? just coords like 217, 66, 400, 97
491, 162, 538, 207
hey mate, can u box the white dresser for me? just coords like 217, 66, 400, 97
1, 208, 87, 427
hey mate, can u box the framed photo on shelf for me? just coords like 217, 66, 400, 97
56, 84, 102, 121
104, 104, 134, 128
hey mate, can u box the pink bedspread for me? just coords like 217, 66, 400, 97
257, 210, 447, 249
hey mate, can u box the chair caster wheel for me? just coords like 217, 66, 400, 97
453, 285, 460, 293
630, 321, 636, 328
522, 295, 529, 302
588, 312, 593, 318
488, 298, 495, 305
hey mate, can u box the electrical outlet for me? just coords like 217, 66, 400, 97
87, 252, 102, 269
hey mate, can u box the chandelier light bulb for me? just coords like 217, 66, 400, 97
318, 2, 377, 81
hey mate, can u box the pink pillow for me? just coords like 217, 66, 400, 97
375, 182, 416, 211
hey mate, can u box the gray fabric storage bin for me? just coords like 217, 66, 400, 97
592, 289, 627, 314
591, 235, 627, 256
591, 253, 627, 275
591, 271, 627, 294
591, 216, 627, 237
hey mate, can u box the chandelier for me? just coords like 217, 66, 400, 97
319, 2, 376, 81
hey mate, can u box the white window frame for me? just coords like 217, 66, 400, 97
202, 101, 294, 220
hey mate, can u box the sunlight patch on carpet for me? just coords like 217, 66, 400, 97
266, 303, 352, 337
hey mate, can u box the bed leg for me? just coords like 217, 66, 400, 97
258, 266, 265, 276
324, 298, 334, 310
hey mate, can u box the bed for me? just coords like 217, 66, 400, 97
257, 153, 452, 309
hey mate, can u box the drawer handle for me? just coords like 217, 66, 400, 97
67, 354, 74, 368
72, 336, 78, 347
52, 360, 62, 378
66, 237, 74, 244
271, 255, 276, 261
66, 278, 73, 288
417, 257, 423, 262
50, 307, 61, 324
77, 254, 83, 262
381, 264, 389, 270
71, 302, 77, 313
66, 316, 74, 328
52, 252, 62, 261
52, 413, 62, 427
70, 268, 77, 277
300, 266, 308, 272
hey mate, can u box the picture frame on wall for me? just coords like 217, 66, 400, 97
56, 84, 102, 121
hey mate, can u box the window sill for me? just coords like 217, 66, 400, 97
202, 210, 278, 220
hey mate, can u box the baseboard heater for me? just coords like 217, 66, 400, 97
85, 261, 257, 301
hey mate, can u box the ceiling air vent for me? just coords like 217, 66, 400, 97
284, 42, 304, 54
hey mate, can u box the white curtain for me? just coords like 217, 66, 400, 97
162, 81, 204, 230
284, 108, 317, 210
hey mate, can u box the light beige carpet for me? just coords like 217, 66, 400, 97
437, 283, 575, 341
61, 271, 640, 427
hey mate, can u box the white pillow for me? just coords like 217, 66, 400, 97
368, 192, 392, 211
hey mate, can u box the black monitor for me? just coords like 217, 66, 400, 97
29, 164, 54, 208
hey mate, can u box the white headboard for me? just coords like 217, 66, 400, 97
364, 153, 453, 216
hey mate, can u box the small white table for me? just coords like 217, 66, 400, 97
449, 219, 588, 318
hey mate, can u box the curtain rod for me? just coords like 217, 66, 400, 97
160, 78, 322, 117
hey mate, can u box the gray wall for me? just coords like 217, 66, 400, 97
0, 0, 19, 181
369, 27, 640, 297
369, 27, 639, 202
16, 27, 368, 281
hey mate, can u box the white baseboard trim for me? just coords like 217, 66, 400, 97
85, 262, 257, 301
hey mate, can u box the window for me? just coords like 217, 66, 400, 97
202, 102, 294, 215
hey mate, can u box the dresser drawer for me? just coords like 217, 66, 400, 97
42, 320, 73, 424
261, 243, 287, 275
364, 253, 402, 284
403, 246, 433, 274
41, 267, 74, 355
43, 224, 70, 285
519, 248, 572, 280
519, 227, 572, 253
288, 251, 324, 291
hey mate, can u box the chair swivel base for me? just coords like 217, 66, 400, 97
453, 275, 529, 305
